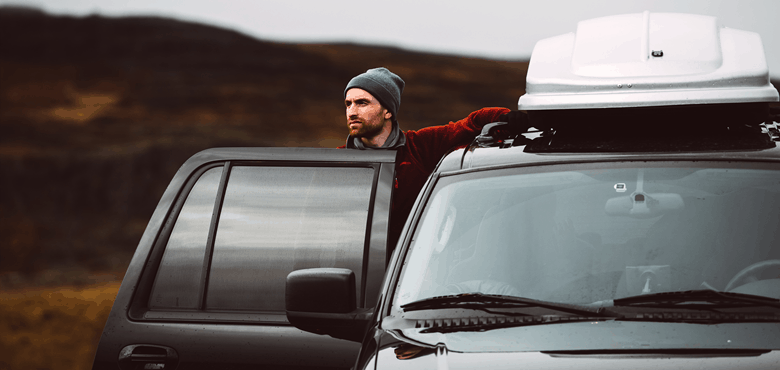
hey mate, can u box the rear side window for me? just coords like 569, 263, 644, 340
149, 164, 374, 313
150, 166, 222, 309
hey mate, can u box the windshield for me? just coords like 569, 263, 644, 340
394, 162, 780, 312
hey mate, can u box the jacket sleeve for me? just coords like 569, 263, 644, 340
405, 107, 510, 172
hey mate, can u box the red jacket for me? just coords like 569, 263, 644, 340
341, 107, 510, 251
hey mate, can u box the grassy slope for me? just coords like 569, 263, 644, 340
0, 282, 119, 370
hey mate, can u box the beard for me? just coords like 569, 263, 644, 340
348, 110, 387, 138
350, 120, 385, 138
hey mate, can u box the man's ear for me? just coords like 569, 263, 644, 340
384, 110, 393, 120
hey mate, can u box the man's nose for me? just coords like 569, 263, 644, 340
346, 105, 357, 116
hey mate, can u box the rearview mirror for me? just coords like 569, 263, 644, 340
605, 192, 684, 218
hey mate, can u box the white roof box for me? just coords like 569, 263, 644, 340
518, 12, 779, 110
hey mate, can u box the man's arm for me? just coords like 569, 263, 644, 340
405, 107, 510, 172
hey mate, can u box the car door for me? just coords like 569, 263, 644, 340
92, 147, 397, 370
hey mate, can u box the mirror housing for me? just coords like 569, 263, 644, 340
605, 192, 684, 218
286, 268, 372, 342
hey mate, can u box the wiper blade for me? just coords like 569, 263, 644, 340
613, 290, 780, 309
418, 314, 608, 334
401, 293, 613, 317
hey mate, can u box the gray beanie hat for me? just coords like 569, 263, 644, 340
344, 67, 405, 120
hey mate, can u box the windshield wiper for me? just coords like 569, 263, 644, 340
401, 293, 614, 317
613, 290, 780, 309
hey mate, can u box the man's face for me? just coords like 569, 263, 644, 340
345, 88, 392, 138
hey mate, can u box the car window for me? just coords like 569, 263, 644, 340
148, 164, 375, 313
206, 166, 374, 311
395, 163, 780, 308
149, 166, 223, 309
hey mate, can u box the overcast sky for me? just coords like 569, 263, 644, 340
4, 0, 779, 79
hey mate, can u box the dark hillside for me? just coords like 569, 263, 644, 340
0, 6, 528, 284
1, 6, 527, 150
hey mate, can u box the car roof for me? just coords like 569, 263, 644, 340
517, 12, 779, 110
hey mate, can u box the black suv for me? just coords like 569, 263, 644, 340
93, 11, 780, 370
285, 12, 780, 369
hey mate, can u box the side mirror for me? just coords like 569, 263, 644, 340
286, 268, 372, 342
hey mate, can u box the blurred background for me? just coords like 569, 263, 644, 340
1, 1, 778, 369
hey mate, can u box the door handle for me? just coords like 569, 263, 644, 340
118, 344, 179, 370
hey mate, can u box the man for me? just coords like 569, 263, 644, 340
341, 67, 511, 251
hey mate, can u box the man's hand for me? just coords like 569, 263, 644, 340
498, 110, 529, 127
477, 110, 533, 144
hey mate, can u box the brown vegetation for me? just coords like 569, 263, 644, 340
0, 5, 528, 368
0, 282, 119, 370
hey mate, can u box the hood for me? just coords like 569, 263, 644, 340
375, 346, 780, 370
370, 322, 780, 369
397, 321, 780, 353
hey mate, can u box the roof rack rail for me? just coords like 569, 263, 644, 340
763, 107, 780, 140
473, 121, 537, 148
467, 103, 779, 154
472, 110, 538, 149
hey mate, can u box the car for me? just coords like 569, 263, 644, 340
284, 12, 780, 369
